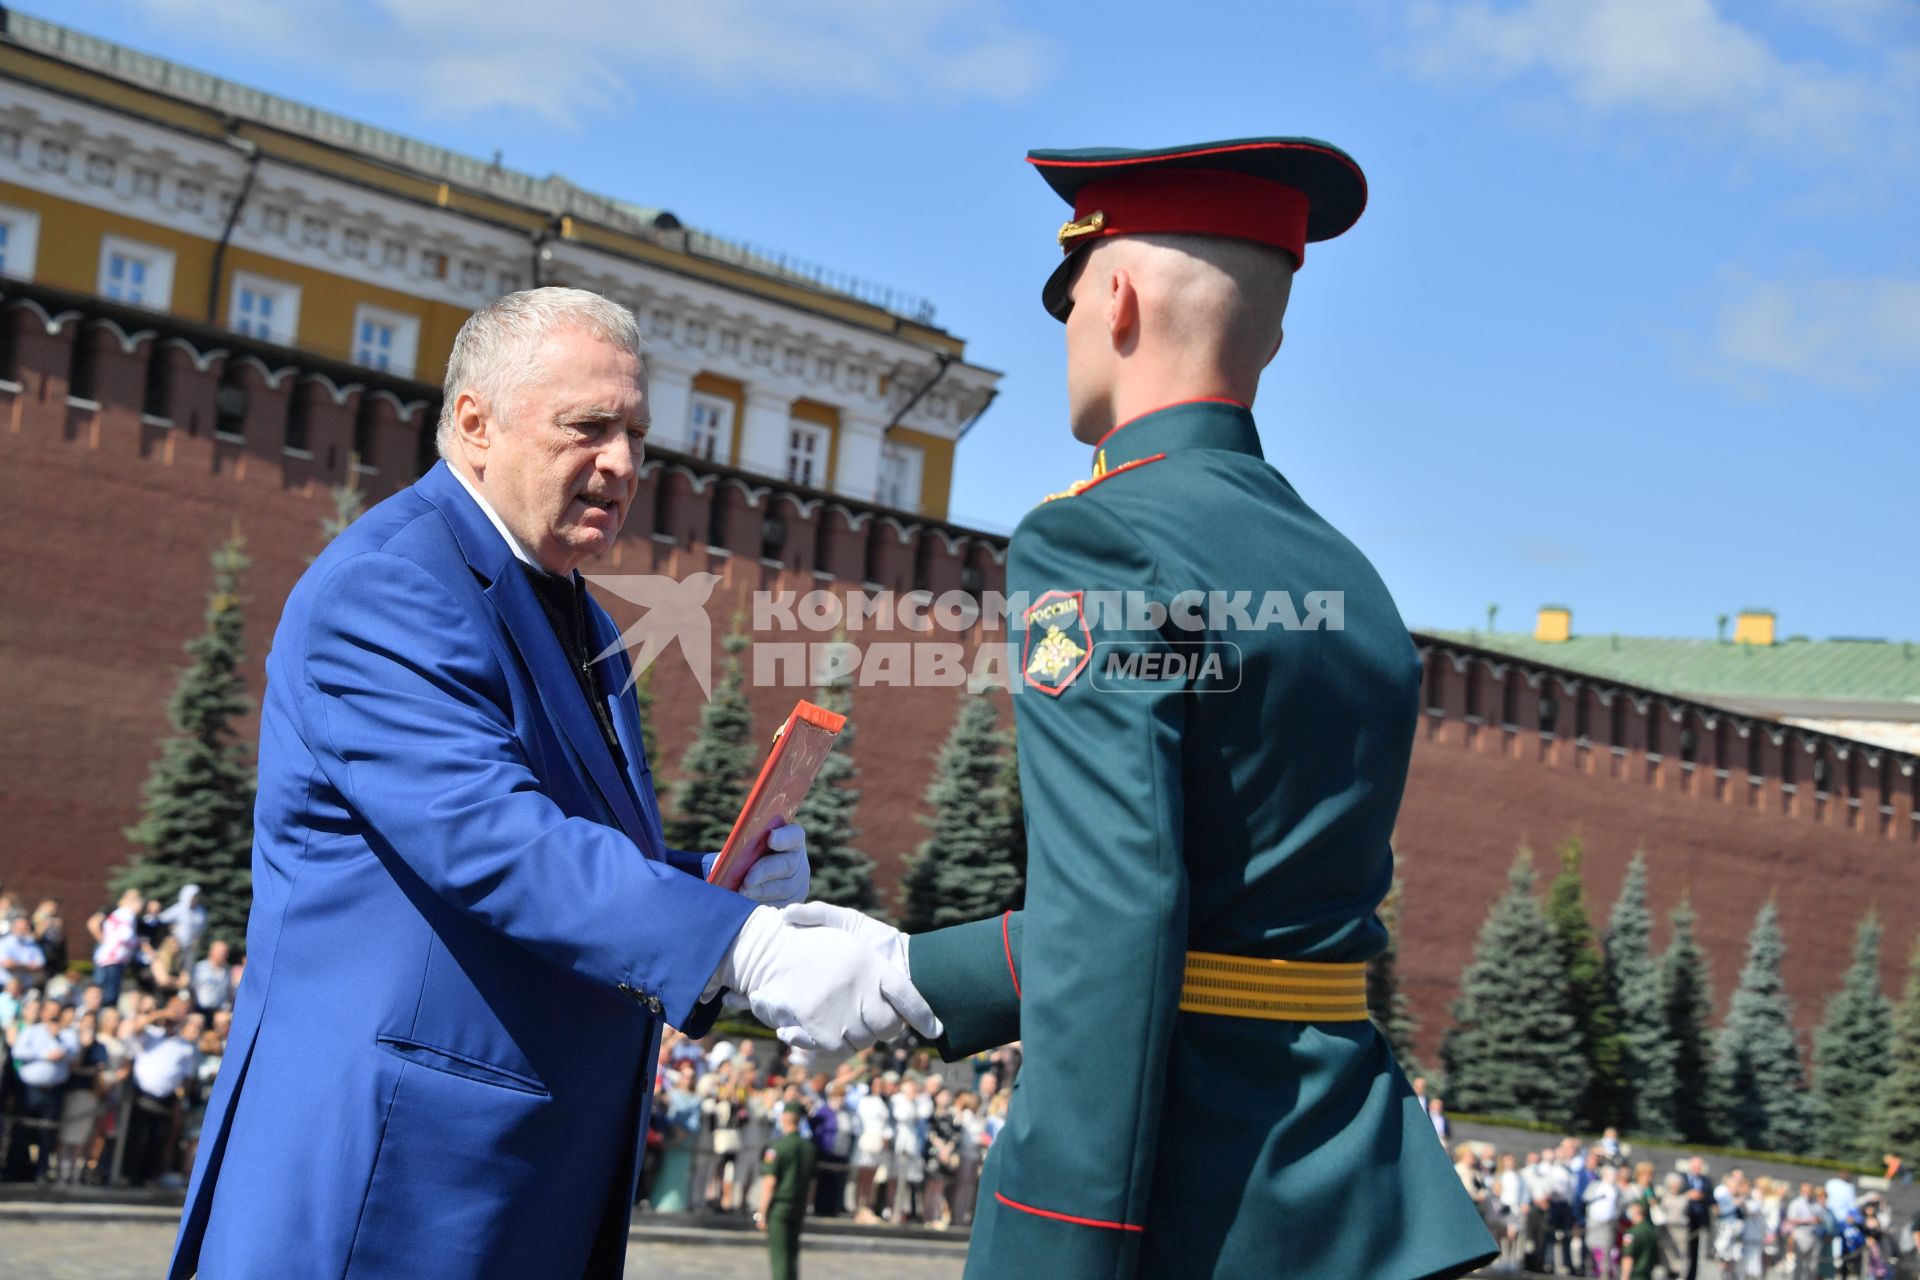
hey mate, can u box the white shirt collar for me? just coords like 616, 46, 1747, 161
448, 463, 540, 570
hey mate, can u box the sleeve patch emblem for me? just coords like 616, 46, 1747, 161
1022, 590, 1092, 696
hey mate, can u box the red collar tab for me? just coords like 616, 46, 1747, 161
1063, 169, 1311, 268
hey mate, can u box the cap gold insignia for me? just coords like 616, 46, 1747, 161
1026, 625, 1088, 684
1057, 209, 1107, 247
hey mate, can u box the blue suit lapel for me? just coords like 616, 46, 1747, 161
415, 461, 651, 848
585, 601, 670, 855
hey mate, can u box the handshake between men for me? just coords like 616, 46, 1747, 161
706, 822, 941, 1052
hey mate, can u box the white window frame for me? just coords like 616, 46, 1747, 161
688, 392, 734, 463
877, 441, 923, 511
785, 420, 829, 489
350, 304, 420, 378
97, 234, 175, 310
229, 272, 302, 346
0, 204, 42, 281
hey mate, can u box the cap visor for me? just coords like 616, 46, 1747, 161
1042, 253, 1079, 322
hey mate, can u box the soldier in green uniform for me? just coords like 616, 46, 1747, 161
792, 137, 1497, 1279
757, 1101, 818, 1280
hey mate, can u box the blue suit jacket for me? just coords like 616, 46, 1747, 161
170, 461, 755, 1279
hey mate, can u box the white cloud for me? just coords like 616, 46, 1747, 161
115, 0, 1050, 125
1400, 0, 1914, 167
1696, 265, 1920, 394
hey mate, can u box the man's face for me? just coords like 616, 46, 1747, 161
9, 917, 27, 937
208, 941, 229, 965
182, 1013, 206, 1041
466, 326, 648, 575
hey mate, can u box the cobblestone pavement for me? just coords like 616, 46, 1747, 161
0, 1219, 967, 1279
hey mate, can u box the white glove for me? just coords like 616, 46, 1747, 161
711, 906, 939, 1052
781, 901, 940, 1040
700, 823, 810, 908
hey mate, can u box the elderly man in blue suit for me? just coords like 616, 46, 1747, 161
169, 288, 935, 1279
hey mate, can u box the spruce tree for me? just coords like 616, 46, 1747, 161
793, 668, 877, 913
1713, 899, 1814, 1154
1869, 941, 1920, 1162
1440, 850, 1588, 1127
1546, 836, 1627, 1128
1812, 913, 1892, 1164
666, 629, 755, 851
1605, 850, 1676, 1138
897, 693, 1020, 933
118, 534, 257, 943
1659, 898, 1719, 1143
1369, 867, 1420, 1075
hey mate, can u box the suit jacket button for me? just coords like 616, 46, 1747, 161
646, 996, 663, 1014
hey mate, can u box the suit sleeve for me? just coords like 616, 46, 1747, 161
301, 550, 754, 1027
974, 499, 1189, 1275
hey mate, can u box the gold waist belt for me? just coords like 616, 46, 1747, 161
1179, 951, 1371, 1022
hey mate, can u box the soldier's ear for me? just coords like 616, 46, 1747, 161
1107, 267, 1139, 350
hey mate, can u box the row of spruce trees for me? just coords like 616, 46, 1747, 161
1379, 838, 1920, 1168
115, 527, 1920, 1172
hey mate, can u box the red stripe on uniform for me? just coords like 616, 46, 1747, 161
1002, 910, 1021, 999
995, 1192, 1145, 1232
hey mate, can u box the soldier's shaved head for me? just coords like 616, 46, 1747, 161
1063, 233, 1296, 443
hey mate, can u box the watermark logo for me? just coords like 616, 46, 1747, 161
585, 572, 722, 697
1089, 641, 1242, 694
583, 577, 1341, 699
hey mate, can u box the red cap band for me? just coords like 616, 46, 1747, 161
1067, 168, 1311, 266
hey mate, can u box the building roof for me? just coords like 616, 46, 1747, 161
1421, 630, 1920, 721
3, 11, 942, 327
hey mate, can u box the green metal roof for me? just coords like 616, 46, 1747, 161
1420, 631, 1920, 709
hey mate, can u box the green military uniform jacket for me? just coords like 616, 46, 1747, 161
763, 1130, 818, 1211
910, 400, 1497, 1280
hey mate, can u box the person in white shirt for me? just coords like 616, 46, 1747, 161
125, 1009, 203, 1186
0, 915, 47, 987
1784, 1181, 1823, 1280
11, 999, 78, 1180
87, 888, 144, 1007
852, 1074, 895, 1223
890, 1075, 927, 1222
189, 939, 234, 1013
157, 884, 209, 964
1584, 1164, 1623, 1279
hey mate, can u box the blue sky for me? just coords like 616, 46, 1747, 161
56, 1, 1919, 640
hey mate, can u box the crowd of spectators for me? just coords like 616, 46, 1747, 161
2, 884, 233, 1188
10, 874, 1917, 1280
643, 1028, 1023, 1228
1422, 1092, 1919, 1280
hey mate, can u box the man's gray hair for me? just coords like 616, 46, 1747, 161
436, 287, 643, 455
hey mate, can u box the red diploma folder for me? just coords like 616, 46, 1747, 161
704, 700, 848, 893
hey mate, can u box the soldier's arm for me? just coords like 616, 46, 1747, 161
959, 497, 1191, 1272
909, 910, 1025, 1060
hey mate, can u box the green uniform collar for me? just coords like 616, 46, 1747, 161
1091, 398, 1264, 476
